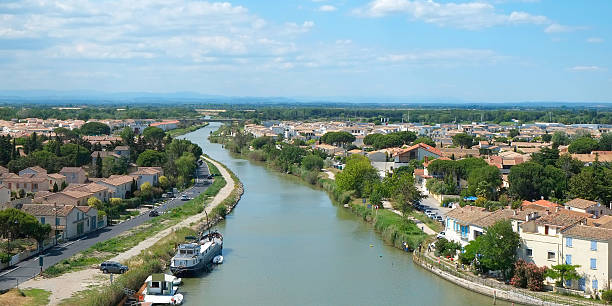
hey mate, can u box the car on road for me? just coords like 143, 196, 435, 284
149, 210, 160, 217
436, 232, 446, 239
100, 261, 128, 274
180, 194, 190, 201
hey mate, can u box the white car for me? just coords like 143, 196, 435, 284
436, 232, 446, 239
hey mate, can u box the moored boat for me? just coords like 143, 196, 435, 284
140, 273, 184, 305
169, 231, 223, 276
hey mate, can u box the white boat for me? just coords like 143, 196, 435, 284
213, 255, 223, 264
141, 273, 184, 305
170, 231, 223, 276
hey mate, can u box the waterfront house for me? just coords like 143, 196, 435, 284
60, 167, 88, 184
392, 143, 442, 163
21, 204, 102, 240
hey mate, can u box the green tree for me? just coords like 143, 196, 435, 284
142, 126, 166, 150
508, 162, 547, 200
251, 136, 275, 150
509, 129, 520, 138
175, 152, 197, 182
158, 176, 170, 190
385, 172, 424, 212
277, 145, 305, 172
336, 155, 379, 197
545, 264, 581, 288
101, 157, 128, 177
80, 122, 111, 135
599, 132, 612, 151
568, 137, 598, 154
136, 149, 167, 167
551, 131, 570, 146
119, 127, 135, 146
28, 222, 51, 251
452, 133, 474, 148
467, 165, 502, 199
52, 182, 58, 192
320, 131, 356, 147
531, 147, 560, 167
301, 154, 324, 172
87, 197, 103, 209
478, 220, 520, 280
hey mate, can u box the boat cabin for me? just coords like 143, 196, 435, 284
146, 273, 179, 296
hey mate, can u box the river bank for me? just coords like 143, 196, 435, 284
8, 155, 242, 306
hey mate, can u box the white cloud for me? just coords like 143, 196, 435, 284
354, 0, 551, 29
377, 48, 504, 65
570, 66, 606, 72
319, 5, 337, 12
544, 23, 587, 33
586, 37, 604, 43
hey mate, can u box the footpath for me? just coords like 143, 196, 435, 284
21, 156, 237, 305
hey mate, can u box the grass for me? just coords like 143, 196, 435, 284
166, 123, 209, 138
408, 210, 443, 233
0, 288, 51, 306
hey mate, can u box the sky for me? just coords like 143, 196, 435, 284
0, 0, 611, 102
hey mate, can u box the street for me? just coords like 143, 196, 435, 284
0, 161, 211, 291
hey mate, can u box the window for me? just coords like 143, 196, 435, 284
544, 225, 549, 235
565, 254, 572, 265
56, 218, 60, 226
526, 248, 533, 257
591, 258, 597, 270
566, 237, 573, 247
593, 279, 599, 291
591, 241, 597, 251
40, 217, 45, 224
565, 279, 572, 287
547, 251, 555, 260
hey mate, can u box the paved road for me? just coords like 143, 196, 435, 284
0, 161, 211, 291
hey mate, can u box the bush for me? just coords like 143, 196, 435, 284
602, 290, 612, 302
434, 238, 461, 257
0, 253, 11, 263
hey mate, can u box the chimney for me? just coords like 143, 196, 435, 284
525, 215, 529, 222
541, 196, 544, 200
424, 156, 429, 163
546, 210, 551, 215
513, 210, 517, 216
555, 206, 559, 213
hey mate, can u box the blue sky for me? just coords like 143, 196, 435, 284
0, 0, 610, 102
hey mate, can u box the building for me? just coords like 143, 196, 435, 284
21, 204, 102, 240
18, 166, 47, 177
113, 146, 130, 160
60, 167, 88, 184
95, 175, 135, 199
0, 186, 10, 205
149, 120, 179, 131
47, 173, 66, 190
129, 167, 163, 188
392, 143, 442, 163
565, 198, 611, 217
41, 190, 92, 206
64, 183, 110, 202
1, 174, 49, 193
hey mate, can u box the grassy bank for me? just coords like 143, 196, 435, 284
0, 288, 51, 306
166, 122, 209, 138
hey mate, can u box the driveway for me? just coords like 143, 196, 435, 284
0, 162, 210, 291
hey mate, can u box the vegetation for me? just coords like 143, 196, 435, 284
545, 264, 581, 288
336, 155, 378, 198
434, 238, 461, 257
510, 260, 547, 291
363, 131, 417, 149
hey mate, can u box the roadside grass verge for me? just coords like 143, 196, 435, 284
407, 210, 443, 233
0, 288, 51, 306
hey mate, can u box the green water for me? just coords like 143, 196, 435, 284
179, 123, 503, 306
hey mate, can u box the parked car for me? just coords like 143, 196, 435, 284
424, 209, 433, 215
180, 195, 190, 201
436, 232, 446, 239
100, 261, 128, 274
435, 215, 444, 222
149, 210, 160, 217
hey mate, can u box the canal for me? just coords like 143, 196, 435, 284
179, 122, 503, 305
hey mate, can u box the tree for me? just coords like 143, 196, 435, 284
251, 136, 274, 150
551, 131, 570, 146
277, 145, 305, 172
320, 131, 356, 147
531, 147, 560, 167
87, 197, 103, 209
95, 152, 103, 178
541, 133, 552, 142
119, 127, 135, 146
336, 155, 379, 197
477, 220, 520, 280
568, 137, 598, 154
385, 172, 424, 212
508, 162, 547, 200
142, 126, 166, 150
509, 129, 520, 138
0, 208, 46, 253
301, 154, 324, 172
452, 133, 474, 148
158, 175, 170, 190
545, 264, 581, 288
102, 157, 128, 177
60, 181, 67, 191
599, 132, 612, 151
175, 152, 197, 183
136, 149, 167, 167
413, 137, 436, 147
569, 164, 612, 205
139, 182, 154, 200
28, 222, 51, 252
467, 165, 502, 199
80, 122, 111, 135
510, 260, 547, 291
52, 182, 59, 192
110, 198, 122, 206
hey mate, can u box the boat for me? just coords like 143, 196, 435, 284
169, 231, 223, 276
139, 273, 184, 305
212, 255, 223, 264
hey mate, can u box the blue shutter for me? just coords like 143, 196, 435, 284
566, 237, 572, 247
579, 278, 585, 291
566, 254, 572, 265
591, 241, 597, 251
565, 279, 572, 287
593, 279, 599, 291
591, 258, 597, 270
40, 217, 45, 224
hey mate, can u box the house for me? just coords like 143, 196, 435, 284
392, 143, 442, 163
565, 198, 611, 218
114, 146, 130, 160
149, 120, 179, 131
314, 143, 344, 156
18, 166, 47, 176
129, 167, 163, 188
91, 151, 122, 166
60, 167, 88, 184
522, 199, 562, 210
21, 204, 102, 240
41, 190, 92, 206
0, 166, 9, 175
47, 173, 66, 190
560, 224, 612, 294
0, 186, 10, 205
64, 183, 110, 202
2, 174, 49, 193
95, 175, 135, 199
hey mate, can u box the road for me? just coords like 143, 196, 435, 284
0, 161, 211, 291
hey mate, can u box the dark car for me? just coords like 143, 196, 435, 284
100, 261, 128, 274
149, 210, 160, 217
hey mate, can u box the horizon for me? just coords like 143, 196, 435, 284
0, 1, 610, 102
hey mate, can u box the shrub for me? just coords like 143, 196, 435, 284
602, 290, 612, 302
510, 259, 547, 291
